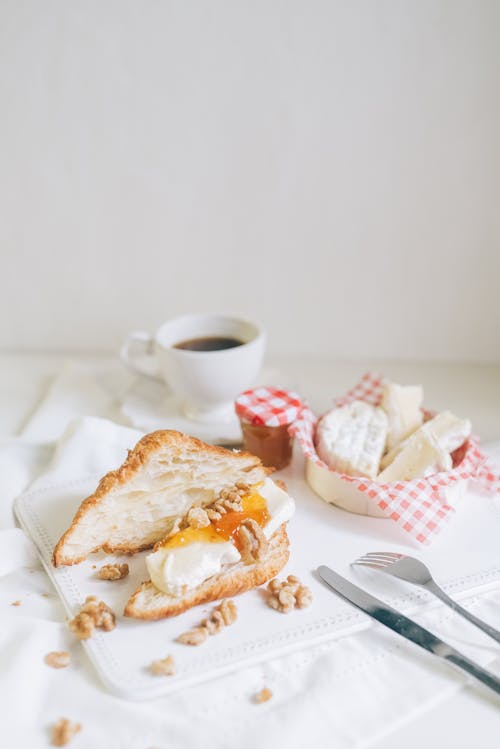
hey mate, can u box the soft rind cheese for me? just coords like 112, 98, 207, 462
316, 400, 388, 479
146, 478, 294, 596
380, 410, 471, 470
381, 383, 423, 451
377, 430, 452, 483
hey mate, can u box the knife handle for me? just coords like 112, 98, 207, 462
445, 651, 500, 696
426, 580, 500, 645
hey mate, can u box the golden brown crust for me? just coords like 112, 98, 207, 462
124, 526, 290, 620
53, 430, 268, 567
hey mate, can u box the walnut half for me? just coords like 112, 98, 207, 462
266, 575, 313, 613
238, 518, 269, 563
97, 563, 129, 581
68, 597, 116, 640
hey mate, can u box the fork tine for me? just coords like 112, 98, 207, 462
351, 560, 390, 570
362, 552, 403, 559
354, 554, 399, 566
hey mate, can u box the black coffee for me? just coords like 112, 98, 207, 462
173, 336, 244, 352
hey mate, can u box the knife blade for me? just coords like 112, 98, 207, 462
318, 565, 500, 698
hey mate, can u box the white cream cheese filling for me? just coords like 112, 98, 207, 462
146, 478, 295, 596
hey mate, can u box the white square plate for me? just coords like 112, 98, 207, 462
14, 453, 500, 700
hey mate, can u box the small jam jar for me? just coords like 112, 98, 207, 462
235, 387, 303, 470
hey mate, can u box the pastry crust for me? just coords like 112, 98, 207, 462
53, 430, 268, 567
124, 525, 289, 620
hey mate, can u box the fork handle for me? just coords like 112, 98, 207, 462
425, 580, 500, 645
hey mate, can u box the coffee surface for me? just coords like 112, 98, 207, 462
173, 335, 244, 352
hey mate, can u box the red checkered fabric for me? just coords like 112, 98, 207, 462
290, 372, 500, 545
235, 387, 303, 427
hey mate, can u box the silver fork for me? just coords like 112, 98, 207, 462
352, 552, 500, 645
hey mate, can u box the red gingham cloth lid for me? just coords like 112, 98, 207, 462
235, 387, 303, 427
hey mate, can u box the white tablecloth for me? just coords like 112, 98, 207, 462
2, 360, 500, 748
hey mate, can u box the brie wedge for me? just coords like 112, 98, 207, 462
381, 382, 423, 451
380, 410, 471, 470
316, 400, 388, 479
145, 478, 295, 596
377, 430, 452, 483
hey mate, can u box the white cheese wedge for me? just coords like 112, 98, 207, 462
147, 539, 241, 597
316, 400, 388, 479
145, 478, 295, 596
381, 382, 423, 451
423, 411, 471, 453
380, 410, 471, 470
377, 430, 452, 483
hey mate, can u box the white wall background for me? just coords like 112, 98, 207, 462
1, 0, 499, 360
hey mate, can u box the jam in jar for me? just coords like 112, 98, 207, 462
235, 387, 303, 470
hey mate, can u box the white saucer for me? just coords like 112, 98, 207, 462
119, 366, 293, 445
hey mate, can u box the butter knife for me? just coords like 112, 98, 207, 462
318, 565, 500, 697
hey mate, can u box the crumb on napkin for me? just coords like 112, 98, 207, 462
50, 718, 81, 746
44, 651, 71, 669
254, 687, 273, 704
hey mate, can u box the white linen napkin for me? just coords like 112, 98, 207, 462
2, 362, 500, 749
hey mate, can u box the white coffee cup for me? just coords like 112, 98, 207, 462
120, 314, 266, 424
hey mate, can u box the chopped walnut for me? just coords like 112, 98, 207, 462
206, 508, 222, 521
186, 506, 210, 529
50, 718, 81, 746
201, 609, 224, 635
218, 599, 238, 626
44, 651, 71, 669
296, 585, 313, 609
178, 600, 238, 645
266, 575, 313, 613
238, 518, 268, 563
176, 626, 209, 646
97, 563, 129, 581
151, 654, 176, 676
68, 596, 116, 639
167, 516, 182, 539
68, 612, 94, 640
254, 687, 273, 704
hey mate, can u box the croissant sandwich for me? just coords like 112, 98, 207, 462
53, 430, 294, 620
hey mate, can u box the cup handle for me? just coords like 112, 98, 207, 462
120, 331, 164, 383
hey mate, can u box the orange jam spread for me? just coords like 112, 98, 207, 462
160, 487, 270, 552
161, 525, 225, 549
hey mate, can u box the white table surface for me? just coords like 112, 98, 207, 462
1, 352, 499, 746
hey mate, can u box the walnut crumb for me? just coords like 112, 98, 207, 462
176, 627, 209, 646
50, 718, 81, 746
254, 687, 273, 704
97, 563, 129, 581
68, 596, 116, 640
178, 600, 238, 645
44, 651, 71, 669
266, 575, 313, 613
186, 506, 210, 529
151, 654, 175, 676
11, 600, 21, 606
